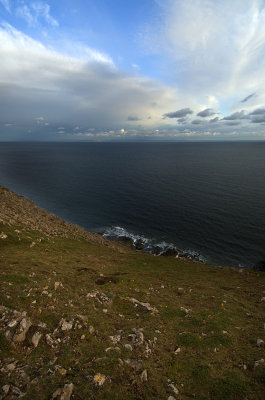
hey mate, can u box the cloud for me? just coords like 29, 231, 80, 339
144, 0, 265, 110
249, 108, 265, 115
191, 119, 202, 125
197, 108, 215, 117
241, 93, 255, 103
251, 115, 265, 123
127, 115, 140, 121
223, 110, 249, 120
0, 24, 178, 139
225, 121, 241, 126
0, 0, 10, 12
16, 1, 58, 27
163, 108, 193, 118
209, 117, 220, 123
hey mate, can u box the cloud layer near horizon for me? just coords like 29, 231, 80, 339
1, 0, 265, 140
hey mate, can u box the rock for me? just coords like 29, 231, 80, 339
177, 288, 185, 295
261, 297, 265, 302
129, 329, 144, 346
81, 335, 85, 340
10, 386, 25, 398
87, 290, 112, 306
257, 339, 264, 346
109, 335, 121, 344
7, 362, 17, 371
0, 232, 7, 239
8, 319, 18, 328
174, 347, 181, 355
2, 385, 10, 394
124, 344, 133, 351
168, 397, 176, 400
254, 359, 265, 368
59, 319, 73, 331
54, 282, 63, 290
52, 383, 74, 399
105, 347, 121, 353
124, 359, 141, 369
32, 331, 42, 347
13, 317, 32, 343
93, 373, 106, 386
180, 306, 191, 314
168, 383, 179, 395
140, 369, 148, 382
126, 297, 158, 314
88, 326, 95, 334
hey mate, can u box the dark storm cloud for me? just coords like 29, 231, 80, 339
225, 121, 241, 126
251, 115, 265, 123
127, 115, 140, 121
191, 119, 202, 125
177, 117, 186, 124
196, 108, 215, 117
163, 108, 193, 118
209, 116, 220, 123
249, 108, 265, 115
240, 93, 255, 103
222, 110, 249, 120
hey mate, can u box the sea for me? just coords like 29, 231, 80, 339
0, 141, 265, 268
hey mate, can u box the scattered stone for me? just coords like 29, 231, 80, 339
261, 297, 265, 302
124, 359, 141, 369
140, 369, 148, 382
30, 241, 36, 248
254, 359, 265, 368
52, 383, 74, 399
54, 282, 63, 290
103, 309, 108, 313
177, 288, 184, 295
126, 297, 158, 314
174, 347, 181, 355
110, 335, 121, 344
180, 307, 190, 314
59, 319, 73, 331
8, 319, 18, 328
0, 232, 7, 239
2, 385, 10, 395
168, 383, 179, 395
105, 346, 121, 353
7, 362, 17, 371
168, 397, 176, 400
257, 339, 264, 347
124, 344, 133, 351
32, 331, 42, 347
13, 317, 32, 343
81, 334, 85, 340
10, 386, 25, 398
93, 373, 106, 386
87, 291, 112, 306
88, 326, 95, 334
129, 329, 144, 346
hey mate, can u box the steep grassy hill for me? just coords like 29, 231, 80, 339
0, 185, 265, 400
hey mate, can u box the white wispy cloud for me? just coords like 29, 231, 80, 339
145, 0, 265, 113
16, 1, 58, 27
0, 0, 10, 12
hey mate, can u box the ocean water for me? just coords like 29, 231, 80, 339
0, 141, 265, 267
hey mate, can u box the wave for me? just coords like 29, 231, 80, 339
102, 226, 206, 263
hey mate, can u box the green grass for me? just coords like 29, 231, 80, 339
0, 221, 265, 399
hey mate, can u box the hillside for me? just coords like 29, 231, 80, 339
0, 185, 265, 400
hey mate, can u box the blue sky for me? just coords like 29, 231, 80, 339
1, 0, 265, 141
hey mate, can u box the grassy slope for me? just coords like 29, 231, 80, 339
0, 190, 265, 399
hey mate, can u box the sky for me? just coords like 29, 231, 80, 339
1, 0, 265, 141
